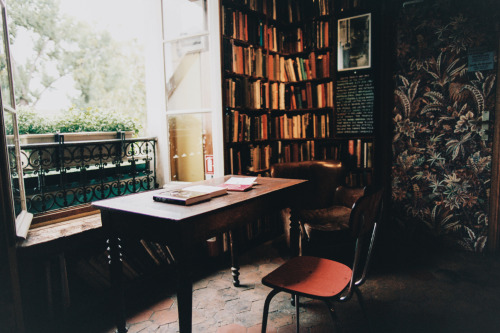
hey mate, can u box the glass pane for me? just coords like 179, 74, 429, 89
164, 43, 211, 111
2, 110, 20, 215
168, 113, 213, 182
163, 0, 207, 41
0, 6, 12, 107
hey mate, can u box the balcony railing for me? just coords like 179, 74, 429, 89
8, 135, 158, 219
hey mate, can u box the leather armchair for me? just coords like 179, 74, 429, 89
270, 160, 365, 259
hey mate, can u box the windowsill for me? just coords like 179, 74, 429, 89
17, 211, 102, 254
30, 204, 100, 228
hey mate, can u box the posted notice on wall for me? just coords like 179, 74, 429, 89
468, 50, 494, 72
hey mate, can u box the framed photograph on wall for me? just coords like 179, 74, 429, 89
337, 13, 371, 71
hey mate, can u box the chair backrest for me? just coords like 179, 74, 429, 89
339, 187, 384, 301
270, 160, 344, 209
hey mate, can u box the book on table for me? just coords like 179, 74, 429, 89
153, 185, 228, 205
219, 177, 257, 192
153, 189, 213, 205
182, 185, 228, 198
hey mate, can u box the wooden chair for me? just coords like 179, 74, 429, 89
270, 160, 365, 260
260, 188, 384, 333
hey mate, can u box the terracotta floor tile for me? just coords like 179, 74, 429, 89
216, 323, 247, 333
126, 321, 153, 333
248, 323, 277, 333
150, 308, 178, 326
150, 298, 175, 312
127, 309, 154, 324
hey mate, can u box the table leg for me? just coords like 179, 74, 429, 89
175, 244, 193, 333
109, 235, 127, 333
102, 211, 128, 333
229, 230, 240, 287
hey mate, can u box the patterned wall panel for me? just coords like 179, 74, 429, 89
392, 0, 498, 251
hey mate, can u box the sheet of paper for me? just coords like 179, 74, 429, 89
224, 177, 257, 185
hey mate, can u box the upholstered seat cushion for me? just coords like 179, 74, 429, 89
297, 205, 352, 236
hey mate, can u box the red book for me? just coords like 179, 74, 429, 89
219, 183, 253, 192
348, 140, 355, 156
309, 51, 317, 79
306, 82, 313, 108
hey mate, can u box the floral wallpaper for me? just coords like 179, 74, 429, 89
392, 0, 498, 252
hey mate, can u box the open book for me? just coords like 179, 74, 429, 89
219, 177, 257, 191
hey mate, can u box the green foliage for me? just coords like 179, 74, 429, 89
16, 107, 56, 134
56, 107, 140, 134
12, 107, 140, 135
7, 0, 146, 129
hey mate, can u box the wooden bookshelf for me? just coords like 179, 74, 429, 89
220, 0, 375, 186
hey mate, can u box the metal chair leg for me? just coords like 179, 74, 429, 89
262, 289, 280, 333
295, 294, 300, 333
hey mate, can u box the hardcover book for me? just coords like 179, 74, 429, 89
153, 190, 212, 206
182, 185, 228, 198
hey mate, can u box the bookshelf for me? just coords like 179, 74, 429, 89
221, 0, 375, 186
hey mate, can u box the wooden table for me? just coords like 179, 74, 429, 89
92, 175, 306, 333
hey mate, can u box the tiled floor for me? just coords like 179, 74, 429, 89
34, 235, 500, 333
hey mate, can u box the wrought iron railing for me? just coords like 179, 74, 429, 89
8, 135, 158, 216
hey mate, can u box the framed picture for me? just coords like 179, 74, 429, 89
337, 13, 371, 71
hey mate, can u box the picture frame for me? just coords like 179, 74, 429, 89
337, 13, 371, 71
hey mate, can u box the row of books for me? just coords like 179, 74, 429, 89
225, 138, 375, 175
282, 22, 330, 53
226, 0, 330, 24
225, 41, 330, 81
228, 140, 319, 174
225, 77, 333, 110
209, 213, 283, 258
222, 6, 331, 54
72, 239, 174, 290
288, 81, 334, 109
225, 77, 285, 109
222, 8, 282, 52
283, 0, 331, 23
229, 0, 278, 20
229, 145, 272, 174
284, 52, 331, 81
224, 109, 331, 142
348, 139, 374, 168
225, 111, 269, 142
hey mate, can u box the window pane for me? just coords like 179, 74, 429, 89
168, 113, 212, 182
163, 0, 207, 40
0, 6, 12, 108
2, 110, 20, 215
7, 0, 147, 132
164, 43, 211, 111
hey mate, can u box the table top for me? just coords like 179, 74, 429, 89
92, 175, 306, 222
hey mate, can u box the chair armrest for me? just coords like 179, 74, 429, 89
333, 186, 365, 209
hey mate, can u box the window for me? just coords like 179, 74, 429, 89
0, 0, 32, 238
161, 0, 223, 182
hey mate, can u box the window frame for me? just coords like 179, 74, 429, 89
0, 0, 32, 239
160, 0, 224, 183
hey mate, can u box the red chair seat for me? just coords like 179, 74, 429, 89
262, 256, 352, 298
